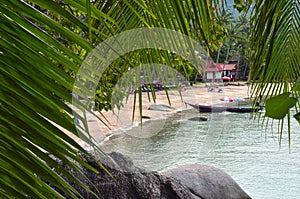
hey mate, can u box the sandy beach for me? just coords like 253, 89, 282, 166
69, 82, 252, 149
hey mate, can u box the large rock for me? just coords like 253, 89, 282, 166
148, 104, 176, 111
57, 152, 250, 199
162, 164, 251, 199
60, 152, 194, 199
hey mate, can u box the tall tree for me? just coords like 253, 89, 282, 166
212, 6, 234, 63
1, 0, 299, 198
0, 0, 216, 197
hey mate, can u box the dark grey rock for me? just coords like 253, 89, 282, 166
55, 152, 250, 199
148, 104, 176, 111
188, 116, 208, 121
59, 152, 194, 199
162, 164, 251, 199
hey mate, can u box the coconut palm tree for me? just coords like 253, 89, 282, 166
212, 7, 235, 64
1, 0, 299, 198
0, 0, 215, 197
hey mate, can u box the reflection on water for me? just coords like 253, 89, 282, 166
101, 109, 300, 199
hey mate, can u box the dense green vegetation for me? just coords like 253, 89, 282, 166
0, 0, 299, 198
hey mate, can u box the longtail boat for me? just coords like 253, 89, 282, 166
187, 103, 263, 113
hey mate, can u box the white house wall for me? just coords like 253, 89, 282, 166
207, 72, 222, 80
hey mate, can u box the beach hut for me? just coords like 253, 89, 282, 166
217, 63, 238, 81
205, 60, 222, 82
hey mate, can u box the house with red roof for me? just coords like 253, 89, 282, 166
204, 60, 238, 82
217, 63, 238, 81
204, 60, 222, 82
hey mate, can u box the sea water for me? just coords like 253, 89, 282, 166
101, 108, 300, 199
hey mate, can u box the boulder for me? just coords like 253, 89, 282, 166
188, 116, 208, 121
162, 164, 251, 199
59, 152, 194, 199
56, 152, 250, 199
148, 104, 176, 111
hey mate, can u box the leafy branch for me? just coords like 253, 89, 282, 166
265, 79, 300, 124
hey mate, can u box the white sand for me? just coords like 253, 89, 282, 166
67, 83, 252, 148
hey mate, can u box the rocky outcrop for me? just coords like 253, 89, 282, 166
148, 104, 176, 111
59, 152, 251, 199
61, 152, 194, 198
162, 164, 251, 199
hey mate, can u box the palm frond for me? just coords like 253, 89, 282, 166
0, 0, 117, 197
0, 0, 218, 197
249, 0, 300, 141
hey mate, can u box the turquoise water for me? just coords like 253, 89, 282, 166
102, 109, 300, 199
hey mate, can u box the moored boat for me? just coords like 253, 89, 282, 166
187, 103, 263, 113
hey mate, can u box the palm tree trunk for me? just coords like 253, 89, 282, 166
222, 35, 231, 79
225, 35, 231, 62
216, 46, 221, 64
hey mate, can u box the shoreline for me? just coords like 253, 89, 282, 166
68, 82, 252, 149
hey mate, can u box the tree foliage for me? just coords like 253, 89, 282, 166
248, 0, 300, 140
0, 0, 217, 197
1, 0, 300, 198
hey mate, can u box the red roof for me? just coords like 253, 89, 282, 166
206, 60, 222, 72
217, 63, 237, 71
206, 61, 238, 72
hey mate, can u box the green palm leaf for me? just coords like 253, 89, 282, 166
249, 0, 300, 140
0, 1, 115, 197
0, 0, 217, 197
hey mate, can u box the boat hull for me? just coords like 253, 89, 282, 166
188, 103, 262, 113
